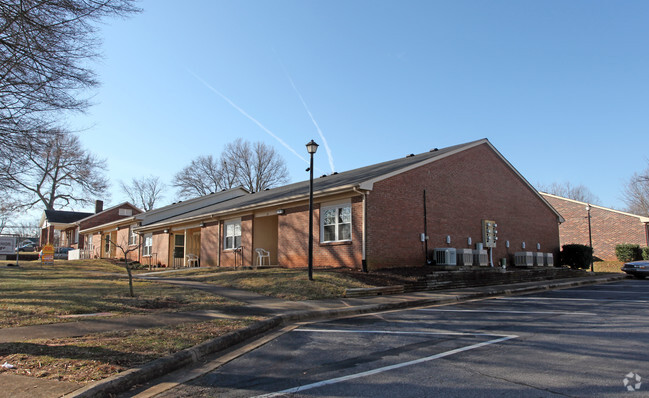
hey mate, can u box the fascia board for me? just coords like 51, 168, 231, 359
359, 138, 565, 223
358, 139, 488, 190
134, 185, 359, 233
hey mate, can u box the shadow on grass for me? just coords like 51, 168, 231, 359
0, 341, 156, 366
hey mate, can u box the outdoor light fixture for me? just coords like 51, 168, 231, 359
586, 204, 593, 272
306, 140, 319, 155
276, 209, 285, 215
306, 140, 319, 281
199, 222, 205, 228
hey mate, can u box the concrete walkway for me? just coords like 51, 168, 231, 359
0, 272, 627, 398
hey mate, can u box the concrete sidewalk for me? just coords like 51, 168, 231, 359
0, 273, 627, 398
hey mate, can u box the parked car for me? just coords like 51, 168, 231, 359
621, 261, 649, 279
15, 243, 36, 252
55, 247, 73, 259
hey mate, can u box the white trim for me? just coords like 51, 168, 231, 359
320, 201, 352, 243
171, 223, 202, 232
223, 218, 242, 251
540, 192, 649, 223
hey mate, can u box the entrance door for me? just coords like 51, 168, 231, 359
104, 234, 110, 258
173, 234, 185, 267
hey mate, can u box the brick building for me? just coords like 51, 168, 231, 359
541, 193, 649, 260
123, 138, 561, 270
77, 202, 143, 260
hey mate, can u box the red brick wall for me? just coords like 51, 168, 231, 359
543, 194, 649, 260
366, 143, 561, 269
277, 199, 363, 269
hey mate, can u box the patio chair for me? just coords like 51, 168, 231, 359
255, 248, 270, 266
185, 253, 199, 267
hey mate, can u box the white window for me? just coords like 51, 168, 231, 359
128, 226, 138, 246
143, 233, 153, 256
224, 219, 241, 250
87, 235, 93, 250
321, 203, 352, 243
119, 208, 133, 216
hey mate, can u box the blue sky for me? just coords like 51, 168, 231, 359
67, 0, 648, 212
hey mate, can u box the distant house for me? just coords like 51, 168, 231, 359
39, 201, 142, 254
39, 209, 95, 248
541, 193, 649, 260
77, 202, 143, 260
118, 138, 560, 270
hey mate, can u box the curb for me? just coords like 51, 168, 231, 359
65, 274, 625, 398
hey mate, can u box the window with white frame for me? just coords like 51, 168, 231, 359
321, 202, 352, 243
128, 226, 138, 246
224, 219, 241, 250
143, 233, 153, 256
87, 235, 93, 250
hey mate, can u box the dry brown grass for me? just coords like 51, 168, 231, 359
0, 318, 258, 383
0, 259, 240, 328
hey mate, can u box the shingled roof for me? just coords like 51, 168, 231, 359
136, 138, 562, 230
43, 210, 94, 225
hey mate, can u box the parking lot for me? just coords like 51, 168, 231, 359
161, 279, 649, 397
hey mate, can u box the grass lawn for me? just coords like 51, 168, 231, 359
593, 260, 624, 273
0, 259, 240, 328
185, 268, 374, 300
0, 318, 258, 383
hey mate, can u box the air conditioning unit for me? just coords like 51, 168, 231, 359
473, 249, 488, 266
456, 249, 473, 266
515, 251, 534, 267
534, 252, 545, 266
434, 248, 457, 266
544, 253, 554, 267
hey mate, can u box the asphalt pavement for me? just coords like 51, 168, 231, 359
0, 272, 628, 398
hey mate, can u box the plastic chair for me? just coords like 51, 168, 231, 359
255, 248, 270, 266
185, 253, 199, 267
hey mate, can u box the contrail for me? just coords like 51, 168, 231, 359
188, 70, 308, 165
280, 65, 336, 173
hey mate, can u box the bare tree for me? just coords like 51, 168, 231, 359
0, 129, 108, 210
537, 181, 600, 204
622, 167, 649, 216
120, 176, 165, 211
0, 0, 139, 159
108, 236, 141, 297
172, 155, 233, 199
173, 139, 289, 199
223, 139, 290, 193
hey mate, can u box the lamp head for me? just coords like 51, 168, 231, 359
306, 140, 319, 154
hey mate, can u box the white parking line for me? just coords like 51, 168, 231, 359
497, 297, 649, 303
294, 328, 512, 337
252, 330, 517, 398
418, 309, 596, 315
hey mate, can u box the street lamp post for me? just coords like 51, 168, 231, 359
306, 140, 319, 281
586, 204, 593, 272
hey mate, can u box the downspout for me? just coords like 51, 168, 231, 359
353, 187, 368, 272
423, 190, 430, 264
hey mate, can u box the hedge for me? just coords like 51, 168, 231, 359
615, 244, 641, 262
560, 244, 593, 269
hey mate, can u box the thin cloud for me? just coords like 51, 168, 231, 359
188, 70, 308, 165
284, 73, 335, 173
280, 64, 336, 174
